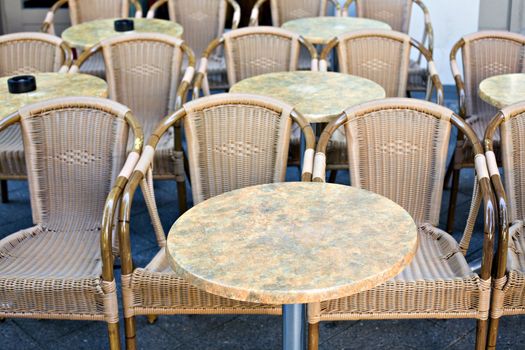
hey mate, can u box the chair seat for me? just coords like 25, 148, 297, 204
126, 249, 281, 315
79, 52, 106, 79
0, 225, 110, 319
407, 59, 428, 92
0, 124, 26, 179
315, 224, 489, 321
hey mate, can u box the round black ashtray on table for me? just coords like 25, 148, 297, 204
8, 75, 37, 94
114, 19, 134, 32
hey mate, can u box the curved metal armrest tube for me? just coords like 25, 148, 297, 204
41, 0, 68, 33
312, 113, 348, 182
146, 0, 168, 18
72, 43, 103, 71
414, 0, 434, 53
249, 0, 268, 26
450, 40, 467, 117
342, 0, 354, 17
227, 0, 242, 29
130, 0, 143, 17
192, 38, 222, 98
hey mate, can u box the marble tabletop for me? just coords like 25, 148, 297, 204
230, 71, 385, 123
479, 73, 525, 109
0, 73, 108, 117
282, 16, 391, 45
167, 182, 418, 305
62, 18, 184, 49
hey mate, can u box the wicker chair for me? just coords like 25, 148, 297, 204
116, 93, 315, 348
0, 97, 144, 350
447, 31, 525, 233
70, 33, 195, 214
0, 32, 73, 203
147, 0, 241, 91
309, 98, 495, 350
41, 0, 143, 78
484, 102, 525, 349
249, 0, 341, 26
319, 29, 443, 179
342, 0, 434, 94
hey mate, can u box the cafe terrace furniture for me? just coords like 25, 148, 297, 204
319, 29, 442, 180
479, 73, 525, 109
0, 72, 107, 204
447, 31, 525, 233
193, 26, 318, 97
167, 182, 418, 350
0, 97, 144, 350
42, 0, 143, 78
484, 102, 525, 349
249, 0, 341, 26
309, 98, 496, 350
70, 33, 195, 213
116, 94, 315, 348
343, 0, 434, 94
147, 0, 241, 90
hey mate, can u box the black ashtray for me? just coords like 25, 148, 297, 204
8, 75, 36, 94
114, 19, 134, 32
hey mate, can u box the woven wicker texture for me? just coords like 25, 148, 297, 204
0, 97, 135, 326
68, 0, 130, 25
269, 0, 330, 26
351, 0, 413, 32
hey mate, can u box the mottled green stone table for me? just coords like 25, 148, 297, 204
230, 71, 385, 123
0, 73, 108, 117
167, 182, 418, 350
62, 18, 183, 49
282, 17, 391, 45
479, 73, 525, 109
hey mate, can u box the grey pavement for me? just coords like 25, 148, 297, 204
1, 89, 524, 349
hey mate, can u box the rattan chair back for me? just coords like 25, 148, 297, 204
0, 32, 72, 76
69, 0, 131, 25
345, 0, 413, 32
271, 0, 331, 25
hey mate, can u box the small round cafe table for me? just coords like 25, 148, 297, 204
62, 18, 183, 49
167, 182, 418, 350
0, 73, 108, 117
479, 73, 525, 109
230, 71, 385, 124
282, 17, 391, 45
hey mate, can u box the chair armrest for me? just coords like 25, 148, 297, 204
341, 0, 354, 17
192, 38, 223, 99
450, 40, 467, 117
299, 37, 319, 71
69, 44, 102, 73
130, 0, 143, 17
249, 0, 268, 26
327, 0, 342, 16
58, 42, 74, 73
290, 110, 316, 182
414, 0, 434, 54
312, 113, 348, 182
146, 0, 168, 19
227, 0, 241, 29
41, 0, 68, 34
319, 38, 338, 72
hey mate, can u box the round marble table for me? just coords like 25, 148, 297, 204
0, 73, 108, 117
230, 71, 386, 123
479, 73, 525, 109
282, 17, 391, 45
167, 182, 418, 350
62, 18, 183, 49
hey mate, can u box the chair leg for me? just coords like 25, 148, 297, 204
475, 319, 488, 350
308, 322, 319, 350
487, 317, 500, 349
447, 168, 461, 233
328, 170, 338, 183
107, 321, 121, 350
124, 317, 137, 350
1, 180, 8, 203
146, 315, 158, 324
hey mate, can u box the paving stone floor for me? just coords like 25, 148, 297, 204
1, 89, 524, 349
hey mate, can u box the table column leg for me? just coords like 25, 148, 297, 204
282, 304, 306, 350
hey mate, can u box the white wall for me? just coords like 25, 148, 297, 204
410, 0, 480, 85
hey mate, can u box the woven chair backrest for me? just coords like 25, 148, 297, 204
101, 33, 185, 139
223, 27, 302, 86
354, 0, 413, 33
167, 0, 229, 58
335, 30, 411, 98
183, 94, 293, 204
0, 33, 64, 76
343, 99, 452, 226
460, 31, 525, 119
18, 97, 130, 230
68, 0, 129, 25
269, 0, 328, 26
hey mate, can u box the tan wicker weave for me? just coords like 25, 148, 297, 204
71, 33, 195, 213
0, 32, 74, 203
0, 96, 144, 350
117, 93, 315, 348
484, 102, 525, 349
343, 0, 434, 93
147, 0, 241, 90
319, 29, 443, 175
249, 0, 341, 26
308, 98, 496, 350
447, 31, 525, 232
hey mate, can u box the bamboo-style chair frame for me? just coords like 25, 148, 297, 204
309, 98, 495, 350
70, 33, 195, 214
484, 102, 525, 349
249, 0, 341, 26
193, 26, 318, 98
116, 93, 315, 348
147, 0, 241, 91
0, 97, 144, 350
342, 0, 434, 93
0, 32, 74, 203
447, 31, 525, 233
